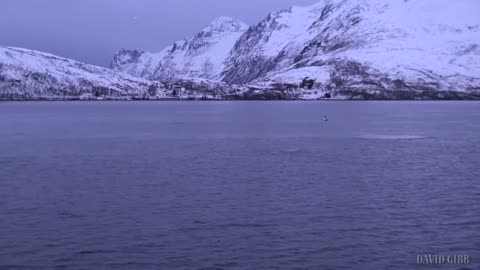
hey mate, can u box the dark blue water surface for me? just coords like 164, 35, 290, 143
0, 101, 479, 270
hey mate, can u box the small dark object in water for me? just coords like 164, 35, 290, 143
324, 116, 328, 122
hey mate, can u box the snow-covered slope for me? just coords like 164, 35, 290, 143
111, 17, 248, 81
221, 3, 326, 84
0, 46, 164, 100
224, 0, 480, 98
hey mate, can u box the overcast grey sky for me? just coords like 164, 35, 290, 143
0, 0, 318, 66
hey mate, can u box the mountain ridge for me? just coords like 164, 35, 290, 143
1, 0, 479, 100
111, 17, 248, 81
111, 0, 480, 99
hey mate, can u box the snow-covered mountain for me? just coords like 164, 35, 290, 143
248, 0, 480, 98
2, 0, 479, 100
115, 0, 480, 99
111, 17, 248, 81
0, 46, 164, 100
222, 3, 325, 84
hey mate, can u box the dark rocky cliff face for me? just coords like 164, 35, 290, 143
221, 13, 283, 84
110, 49, 144, 70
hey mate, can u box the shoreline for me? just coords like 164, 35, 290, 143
1, 98, 480, 102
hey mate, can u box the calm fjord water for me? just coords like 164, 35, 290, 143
0, 101, 479, 270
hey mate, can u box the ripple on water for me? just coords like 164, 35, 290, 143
279, 148, 305, 154
354, 134, 431, 140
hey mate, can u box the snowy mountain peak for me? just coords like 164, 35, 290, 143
112, 16, 249, 81
220, 1, 325, 84
203, 16, 248, 33
289, 0, 333, 13
110, 49, 144, 69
